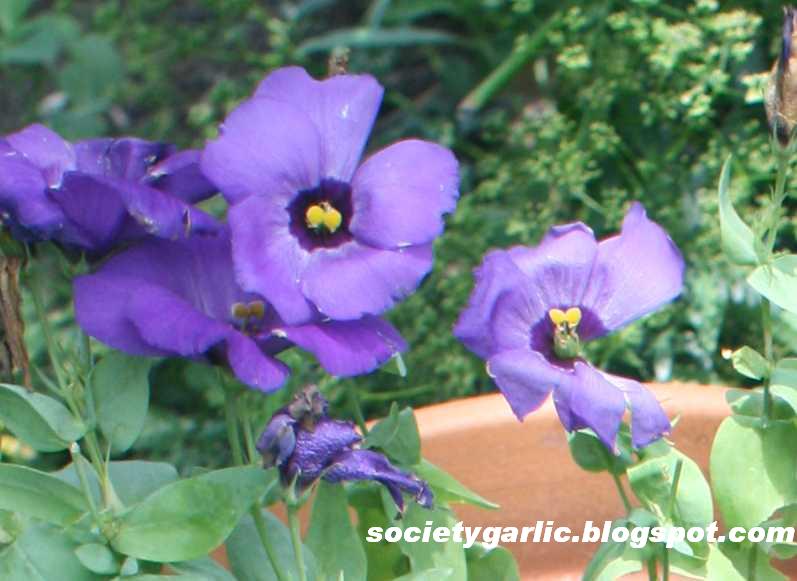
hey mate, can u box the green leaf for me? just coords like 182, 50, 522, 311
0, 0, 31, 34
0, 519, 102, 581
719, 542, 787, 581
725, 389, 795, 420
74, 544, 118, 575
748, 255, 797, 315
169, 557, 236, 581
771, 358, 797, 413
0, 14, 78, 66
731, 346, 770, 380
718, 155, 758, 266
57, 35, 123, 105
0, 383, 86, 451
628, 447, 713, 528
392, 568, 453, 581
412, 460, 497, 509
306, 482, 366, 581
108, 461, 178, 506
226, 509, 317, 581
0, 464, 87, 526
350, 486, 408, 581
568, 429, 632, 475
465, 544, 520, 581
91, 352, 152, 454
112, 466, 269, 562
381, 352, 408, 377
704, 543, 745, 581
365, 404, 421, 466
396, 503, 467, 580
297, 26, 460, 56
582, 526, 644, 581
710, 416, 797, 529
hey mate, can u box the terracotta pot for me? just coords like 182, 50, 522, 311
214, 383, 797, 579
413, 383, 796, 580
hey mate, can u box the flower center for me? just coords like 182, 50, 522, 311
288, 178, 353, 250
549, 307, 582, 360
231, 300, 266, 334
305, 201, 343, 233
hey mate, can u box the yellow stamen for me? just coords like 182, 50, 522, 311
306, 204, 325, 228
564, 307, 582, 327
549, 308, 567, 326
248, 300, 265, 319
323, 206, 342, 232
231, 302, 250, 319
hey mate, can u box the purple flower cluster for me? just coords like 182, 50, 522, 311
2, 66, 459, 393
257, 386, 432, 511
454, 204, 684, 452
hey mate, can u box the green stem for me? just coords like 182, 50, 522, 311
288, 503, 308, 581
239, 401, 258, 464
69, 443, 102, 528
223, 387, 289, 581
457, 15, 560, 115
661, 546, 670, 581
761, 299, 774, 424
646, 557, 658, 581
610, 471, 633, 513
350, 387, 369, 435
26, 266, 68, 393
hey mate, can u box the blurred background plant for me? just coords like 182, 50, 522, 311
2, 0, 795, 471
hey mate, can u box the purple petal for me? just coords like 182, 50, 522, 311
74, 273, 165, 356
74, 139, 113, 174
508, 222, 599, 310
254, 66, 384, 181
583, 203, 685, 332
488, 286, 545, 353
0, 154, 65, 234
287, 418, 361, 485
103, 138, 173, 181
601, 372, 670, 448
48, 174, 130, 251
228, 196, 315, 324
453, 250, 531, 358
301, 242, 433, 320
279, 315, 406, 376
256, 411, 297, 467
5, 124, 75, 181
201, 96, 324, 204
552, 362, 627, 453
126, 282, 230, 356
226, 331, 289, 392
486, 349, 560, 419
349, 139, 459, 249
145, 149, 217, 203
324, 449, 433, 511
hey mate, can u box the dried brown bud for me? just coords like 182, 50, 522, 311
766, 7, 797, 145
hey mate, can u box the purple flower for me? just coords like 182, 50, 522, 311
257, 387, 432, 511
201, 66, 459, 324
454, 203, 684, 452
73, 230, 407, 392
0, 124, 218, 251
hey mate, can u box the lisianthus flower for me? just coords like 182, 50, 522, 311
73, 230, 407, 392
201, 66, 459, 324
0, 124, 218, 251
257, 386, 432, 511
454, 203, 684, 451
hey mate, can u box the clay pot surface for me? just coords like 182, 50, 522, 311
412, 383, 791, 580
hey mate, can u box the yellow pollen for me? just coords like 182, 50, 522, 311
305, 202, 342, 233
548, 306, 582, 328
231, 302, 250, 319
306, 204, 326, 228
564, 307, 582, 327
248, 300, 265, 319
549, 308, 567, 326
323, 206, 342, 232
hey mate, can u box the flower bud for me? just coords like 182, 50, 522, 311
766, 7, 797, 145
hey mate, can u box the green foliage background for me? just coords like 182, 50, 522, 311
2, 0, 796, 468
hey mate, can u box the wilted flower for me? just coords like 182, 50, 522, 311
73, 230, 407, 392
766, 6, 797, 145
454, 203, 684, 452
0, 124, 218, 251
258, 386, 432, 511
202, 66, 459, 324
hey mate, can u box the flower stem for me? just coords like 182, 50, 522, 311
661, 546, 670, 581
223, 387, 289, 581
26, 265, 68, 393
349, 386, 369, 435
610, 471, 633, 513
646, 557, 658, 581
69, 443, 101, 528
287, 503, 308, 581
